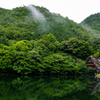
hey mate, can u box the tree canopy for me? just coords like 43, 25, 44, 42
0, 5, 100, 75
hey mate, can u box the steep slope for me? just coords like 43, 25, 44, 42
80, 13, 100, 31
0, 5, 92, 44
80, 13, 100, 45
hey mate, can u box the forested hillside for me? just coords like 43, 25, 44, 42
0, 5, 93, 43
0, 5, 99, 75
80, 13, 100, 45
80, 13, 100, 31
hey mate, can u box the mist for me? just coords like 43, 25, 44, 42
26, 4, 68, 33
27, 4, 50, 32
27, 4, 45, 21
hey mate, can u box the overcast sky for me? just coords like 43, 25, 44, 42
0, 0, 100, 23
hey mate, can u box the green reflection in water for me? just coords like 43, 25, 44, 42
0, 75, 100, 100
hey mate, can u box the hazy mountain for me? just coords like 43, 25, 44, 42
80, 13, 100, 45
80, 13, 100, 32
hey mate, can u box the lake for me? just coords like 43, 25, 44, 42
0, 75, 100, 100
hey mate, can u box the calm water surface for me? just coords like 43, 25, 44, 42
0, 75, 100, 100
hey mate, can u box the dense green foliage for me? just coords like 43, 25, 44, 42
61, 37, 94, 59
0, 5, 100, 75
81, 13, 100, 32
80, 13, 100, 53
0, 34, 93, 75
0, 6, 93, 43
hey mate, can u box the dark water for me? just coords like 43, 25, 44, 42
0, 75, 100, 100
